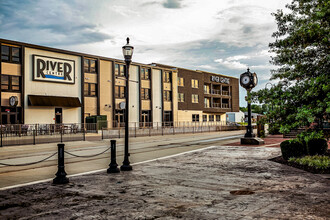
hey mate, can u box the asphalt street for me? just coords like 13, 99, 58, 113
0, 130, 246, 189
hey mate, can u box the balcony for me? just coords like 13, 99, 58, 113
222, 103, 230, 108
222, 91, 230, 96
212, 103, 221, 108
211, 89, 221, 95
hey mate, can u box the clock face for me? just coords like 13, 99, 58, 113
9, 96, 18, 106
241, 75, 250, 85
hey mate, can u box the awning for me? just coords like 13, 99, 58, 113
28, 95, 81, 107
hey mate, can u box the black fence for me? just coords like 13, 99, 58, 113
0, 123, 87, 147
102, 121, 245, 139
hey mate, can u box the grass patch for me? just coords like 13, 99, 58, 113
288, 155, 330, 170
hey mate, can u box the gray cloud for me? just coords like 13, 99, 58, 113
0, 0, 113, 46
162, 0, 182, 9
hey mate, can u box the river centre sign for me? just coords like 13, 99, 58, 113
33, 55, 75, 84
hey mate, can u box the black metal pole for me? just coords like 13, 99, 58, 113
245, 91, 255, 138
107, 140, 120, 173
121, 60, 132, 171
53, 143, 69, 184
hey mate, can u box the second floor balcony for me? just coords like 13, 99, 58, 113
211, 103, 231, 109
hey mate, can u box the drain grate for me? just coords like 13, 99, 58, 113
230, 190, 255, 195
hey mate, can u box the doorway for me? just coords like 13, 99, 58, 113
55, 108, 62, 124
140, 110, 151, 127
114, 110, 125, 127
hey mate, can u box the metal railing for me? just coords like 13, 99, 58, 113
222, 91, 230, 96
0, 120, 244, 147
0, 123, 94, 147
102, 121, 244, 139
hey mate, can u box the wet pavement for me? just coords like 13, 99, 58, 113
0, 145, 329, 219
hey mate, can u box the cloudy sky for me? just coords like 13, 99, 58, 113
0, 0, 291, 107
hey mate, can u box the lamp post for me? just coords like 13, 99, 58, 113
240, 68, 264, 144
121, 37, 134, 171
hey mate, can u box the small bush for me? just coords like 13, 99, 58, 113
307, 138, 328, 155
289, 155, 330, 170
280, 139, 306, 160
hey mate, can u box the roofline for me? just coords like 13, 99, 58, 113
0, 38, 176, 71
152, 62, 238, 79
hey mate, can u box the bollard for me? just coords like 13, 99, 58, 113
53, 143, 69, 184
107, 140, 120, 173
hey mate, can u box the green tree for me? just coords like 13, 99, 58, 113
252, 0, 330, 134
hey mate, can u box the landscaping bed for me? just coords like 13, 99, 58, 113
270, 150, 330, 174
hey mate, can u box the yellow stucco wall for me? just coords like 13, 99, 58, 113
2, 63, 21, 76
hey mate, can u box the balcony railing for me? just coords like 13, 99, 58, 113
211, 89, 221, 95
222, 91, 230, 96
211, 103, 231, 108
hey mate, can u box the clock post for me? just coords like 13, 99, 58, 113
239, 68, 264, 145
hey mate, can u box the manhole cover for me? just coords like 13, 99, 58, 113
230, 190, 255, 195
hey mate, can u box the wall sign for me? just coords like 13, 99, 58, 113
211, 75, 230, 84
33, 55, 75, 84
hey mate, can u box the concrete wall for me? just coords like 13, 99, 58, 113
152, 69, 162, 125
128, 65, 139, 123
24, 47, 81, 124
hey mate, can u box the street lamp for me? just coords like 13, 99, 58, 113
121, 37, 134, 171
240, 68, 264, 144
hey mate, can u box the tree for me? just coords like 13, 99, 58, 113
252, 0, 329, 134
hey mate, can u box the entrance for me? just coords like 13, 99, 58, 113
114, 110, 125, 127
0, 107, 21, 125
1, 113, 16, 124
140, 110, 151, 127
163, 111, 173, 126
55, 108, 62, 124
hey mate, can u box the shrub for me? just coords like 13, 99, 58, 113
307, 138, 328, 156
280, 139, 306, 160
288, 155, 330, 170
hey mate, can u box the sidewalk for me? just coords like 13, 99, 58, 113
0, 143, 329, 219
225, 134, 291, 147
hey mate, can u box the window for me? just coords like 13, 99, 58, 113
216, 115, 221, 121
204, 98, 210, 108
192, 94, 199, 103
141, 68, 150, 80
192, 114, 199, 122
164, 90, 172, 101
1, 45, 21, 63
84, 83, 97, 96
1, 75, 20, 91
192, 79, 198, 88
141, 88, 150, 100
178, 77, 184, 86
209, 115, 214, 121
163, 71, 172, 83
178, 93, 184, 102
204, 84, 210, 94
115, 86, 126, 98
84, 58, 97, 73
115, 64, 125, 76
203, 115, 207, 122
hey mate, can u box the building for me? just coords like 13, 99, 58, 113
226, 111, 245, 123
153, 64, 239, 123
0, 38, 238, 126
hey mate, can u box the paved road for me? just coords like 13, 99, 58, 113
1, 143, 329, 219
0, 130, 246, 189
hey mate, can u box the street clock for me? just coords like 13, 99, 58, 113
9, 96, 18, 107
240, 68, 258, 90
